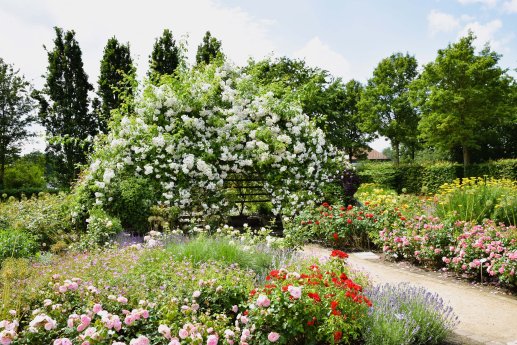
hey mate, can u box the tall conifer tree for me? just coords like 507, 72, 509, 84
98, 37, 135, 132
195, 31, 222, 65
148, 29, 180, 83
35, 27, 96, 184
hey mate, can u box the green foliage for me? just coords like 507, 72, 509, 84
422, 161, 461, 193
97, 36, 135, 133
412, 32, 515, 167
436, 177, 517, 225
357, 162, 399, 190
110, 176, 158, 233
0, 229, 38, 262
75, 207, 122, 249
148, 28, 180, 83
323, 80, 375, 159
0, 192, 78, 248
34, 27, 98, 185
359, 52, 419, 165
357, 160, 516, 195
165, 237, 273, 276
195, 31, 223, 65
245, 57, 375, 156
3, 153, 45, 189
0, 58, 35, 189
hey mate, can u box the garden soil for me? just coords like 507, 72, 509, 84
302, 245, 517, 345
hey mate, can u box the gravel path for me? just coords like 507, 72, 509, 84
302, 244, 517, 345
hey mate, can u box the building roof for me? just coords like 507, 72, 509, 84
366, 149, 389, 160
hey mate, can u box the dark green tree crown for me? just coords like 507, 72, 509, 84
195, 31, 223, 65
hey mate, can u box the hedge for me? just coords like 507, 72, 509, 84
357, 159, 517, 194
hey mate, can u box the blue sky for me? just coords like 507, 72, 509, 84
1, 0, 516, 152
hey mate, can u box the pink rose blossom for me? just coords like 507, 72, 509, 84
256, 295, 271, 307
179, 328, 188, 339
268, 332, 280, 342
288, 285, 302, 299
207, 334, 218, 345
54, 339, 73, 345
158, 324, 171, 340
92, 304, 102, 314
129, 336, 149, 345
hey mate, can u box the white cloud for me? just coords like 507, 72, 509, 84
292, 37, 351, 79
457, 0, 498, 7
503, 0, 517, 12
458, 19, 508, 49
0, 0, 278, 90
427, 10, 460, 36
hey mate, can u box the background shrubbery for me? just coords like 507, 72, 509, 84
357, 158, 516, 194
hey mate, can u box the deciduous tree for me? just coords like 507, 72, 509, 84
359, 53, 419, 165
411, 33, 515, 167
0, 58, 35, 188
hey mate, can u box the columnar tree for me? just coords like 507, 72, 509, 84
35, 27, 97, 185
97, 37, 135, 133
0, 58, 35, 188
148, 29, 180, 83
412, 33, 515, 167
359, 52, 419, 165
195, 31, 223, 65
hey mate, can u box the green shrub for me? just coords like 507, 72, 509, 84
357, 162, 399, 190
109, 176, 158, 234
422, 161, 461, 194
76, 207, 123, 249
0, 192, 78, 247
0, 229, 38, 262
397, 164, 424, 194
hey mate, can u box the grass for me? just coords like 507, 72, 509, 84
165, 236, 275, 276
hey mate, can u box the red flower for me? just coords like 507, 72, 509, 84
333, 233, 339, 241
307, 317, 317, 326
249, 289, 257, 296
347, 205, 353, 210
346, 218, 352, 224
315, 220, 320, 225
334, 331, 343, 341
322, 202, 330, 208
330, 250, 349, 259
330, 300, 339, 310
307, 292, 321, 302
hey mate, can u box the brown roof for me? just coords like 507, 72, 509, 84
351, 148, 389, 161
366, 149, 389, 160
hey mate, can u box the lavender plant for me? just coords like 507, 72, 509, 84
364, 283, 459, 345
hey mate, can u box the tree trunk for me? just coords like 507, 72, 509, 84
348, 148, 354, 163
462, 145, 471, 176
0, 151, 5, 190
393, 142, 400, 166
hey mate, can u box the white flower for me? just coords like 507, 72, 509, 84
103, 169, 115, 184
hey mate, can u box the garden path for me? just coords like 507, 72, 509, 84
302, 244, 517, 345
